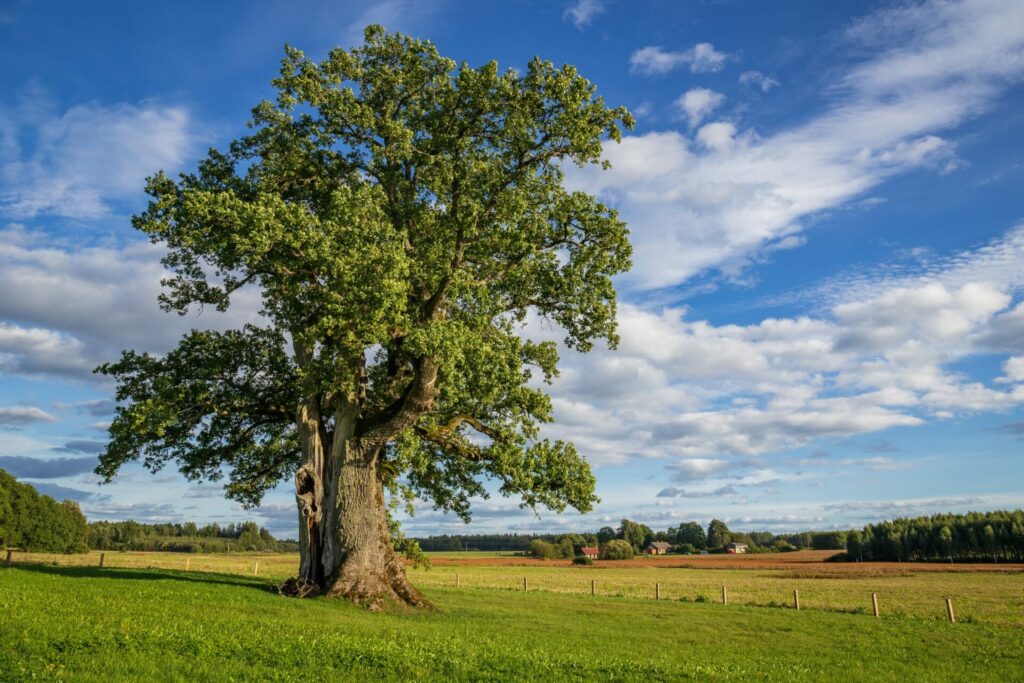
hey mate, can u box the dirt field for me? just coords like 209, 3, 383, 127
427, 549, 1024, 574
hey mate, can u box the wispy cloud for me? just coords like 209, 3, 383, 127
572, 0, 1024, 289
0, 405, 57, 426
0, 93, 199, 218
563, 0, 605, 30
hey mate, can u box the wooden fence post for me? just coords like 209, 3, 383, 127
946, 598, 956, 624
185, 557, 190, 571
456, 573, 460, 589
872, 592, 879, 617
4, 548, 11, 565
656, 583, 661, 601
591, 579, 595, 596
523, 576, 528, 592
254, 561, 259, 576
99, 552, 105, 568
722, 586, 728, 605
793, 589, 800, 610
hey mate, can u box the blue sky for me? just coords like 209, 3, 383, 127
2, 0, 1023, 539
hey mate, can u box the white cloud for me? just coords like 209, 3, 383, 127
531, 224, 1024, 467
696, 121, 737, 151
0, 96, 198, 218
739, 70, 779, 92
675, 88, 725, 128
563, 0, 605, 29
0, 405, 57, 425
571, 0, 1024, 289
1000, 356, 1024, 383
629, 43, 729, 76
0, 228, 264, 382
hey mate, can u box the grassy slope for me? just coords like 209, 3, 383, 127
2, 565, 1022, 681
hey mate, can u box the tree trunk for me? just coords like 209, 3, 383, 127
288, 403, 428, 609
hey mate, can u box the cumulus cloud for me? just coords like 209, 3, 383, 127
0, 227, 264, 382
533, 224, 1024, 469
675, 88, 725, 128
0, 95, 198, 218
629, 43, 729, 75
570, 0, 1024, 289
0, 405, 57, 425
563, 0, 604, 29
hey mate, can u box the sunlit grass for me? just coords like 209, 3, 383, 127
1, 563, 1021, 681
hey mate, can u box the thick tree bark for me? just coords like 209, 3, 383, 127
288, 399, 428, 609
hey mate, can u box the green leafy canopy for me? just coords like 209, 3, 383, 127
97, 26, 633, 521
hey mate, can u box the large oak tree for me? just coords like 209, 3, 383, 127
97, 26, 632, 608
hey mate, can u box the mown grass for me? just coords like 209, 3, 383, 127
1, 563, 1022, 681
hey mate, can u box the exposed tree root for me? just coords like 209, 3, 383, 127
279, 576, 322, 599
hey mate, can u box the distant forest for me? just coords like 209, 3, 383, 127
87, 520, 298, 553
846, 510, 1024, 562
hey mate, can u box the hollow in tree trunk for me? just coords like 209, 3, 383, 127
287, 430, 428, 610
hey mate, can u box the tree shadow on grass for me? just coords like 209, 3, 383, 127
3, 561, 281, 594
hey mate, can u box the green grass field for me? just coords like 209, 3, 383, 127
2, 557, 1023, 681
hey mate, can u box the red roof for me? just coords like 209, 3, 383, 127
581, 546, 599, 555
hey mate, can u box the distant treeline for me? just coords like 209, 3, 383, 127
416, 534, 562, 552
0, 468, 88, 553
414, 520, 849, 555
845, 510, 1024, 562
87, 520, 298, 553
1, 469, 295, 554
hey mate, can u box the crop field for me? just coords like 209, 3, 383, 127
2, 550, 1023, 680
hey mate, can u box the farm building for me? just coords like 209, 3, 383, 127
580, 546, 599, 559
645, 541, 671, 555
726, 543, 748, 554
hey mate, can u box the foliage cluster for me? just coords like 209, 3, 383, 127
0, 469, 88, 553
599, 539, 634, 560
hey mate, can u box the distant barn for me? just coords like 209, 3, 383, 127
645, 541, 671, 555
726, 542, 748, 554
581, 546, 599, 559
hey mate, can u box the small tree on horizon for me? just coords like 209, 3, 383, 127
96, 26, 632, 608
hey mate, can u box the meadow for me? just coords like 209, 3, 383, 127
2, 550, 1023, 680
